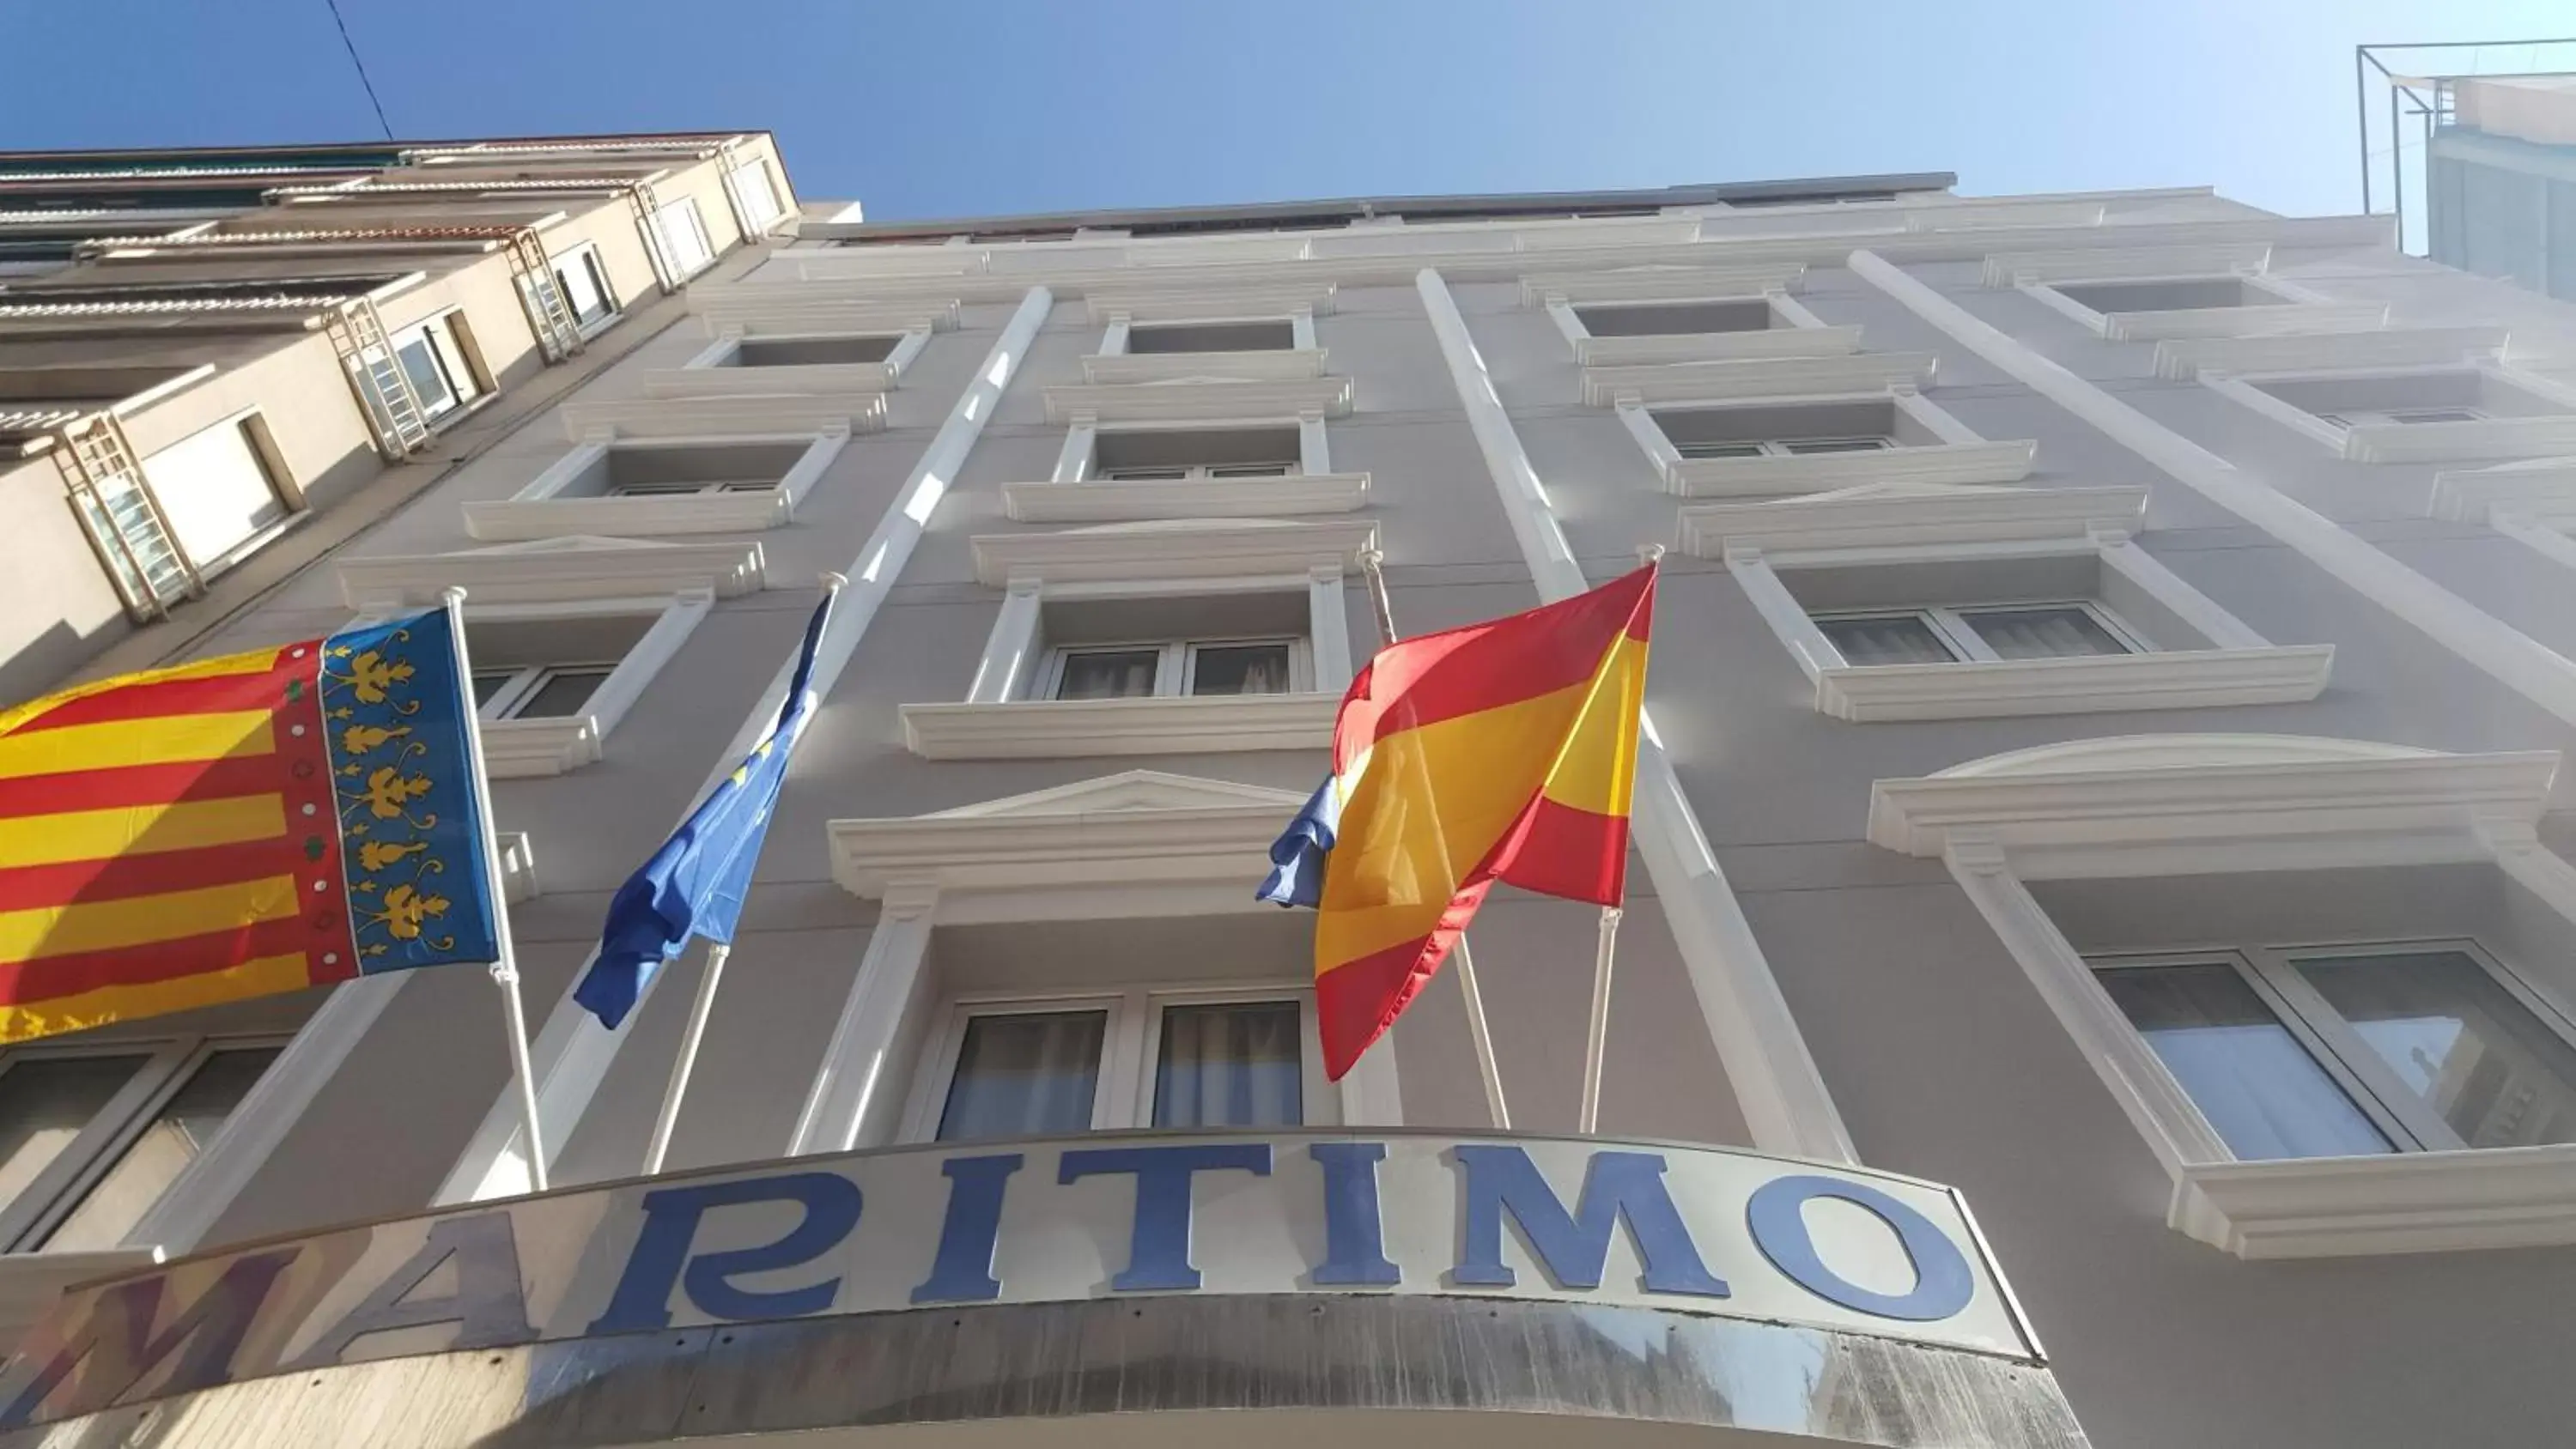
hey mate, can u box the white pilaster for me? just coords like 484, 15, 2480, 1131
1298, 410, 1332, 475
1309, 565, 1355, 692
969, 580, 1045, 703
787, 885, 940, 1155
1099, 318, 1133, 356
1052, 418, 1097, 483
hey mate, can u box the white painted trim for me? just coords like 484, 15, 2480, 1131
1582, 352, 1936, 408
337, 537, 764, 606
1051, 422, 1096, 483
970, 518, 1376, 586
1309, 564, 1355, 691
1624, 393, 2037, 497
966, 581, 1042, 704
1847, 248, 2576, 730
1419, 264, 1856, 1166
1678, 483, 2145, 556
466, 431, 845, 543
1519, 263, 1808, 306
557, 392, 886, 440
2173, 1146, 2576, 1258
1981, 243, 2273, 288
2428, 458, 2576, 526
434, 287, 1058, 1204
2152, 326, 2508, 382
1079, 282, 1338, 324
642, 354, 904, 397
787, 887, 938, 1155
1081, 349, 1327, 384
1004, 471, 1369, 522
2103, 302, 2389, 343
1814, 646, 2334, 722
902, 692, 1338, 759
1042, 376, 1352, 425
693, 296, 959, 336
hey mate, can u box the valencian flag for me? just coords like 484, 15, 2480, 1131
0, 610, 500, 1043
573, 585, 835, 1030
1259, 563, 1656, 1077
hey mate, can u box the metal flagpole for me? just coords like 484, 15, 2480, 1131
440, 587, 548, 1193
1355, 548, 1510, 1130
1579, 544, 1660, 1135
639, 572, 843, 1176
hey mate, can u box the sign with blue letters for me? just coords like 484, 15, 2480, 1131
0, 1131, 2040, 1428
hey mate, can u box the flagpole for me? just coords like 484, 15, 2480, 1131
637, 572, 844, 1176
1578, 544, 1661, 1135
1356, 547, 1511, 1131
440, 587, 548, 1194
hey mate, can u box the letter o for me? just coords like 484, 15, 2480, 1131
1744, 1175, 1975, 1323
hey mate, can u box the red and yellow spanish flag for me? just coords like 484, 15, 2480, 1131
1258, 564, 1656, 1077
0, 609, 501, 1044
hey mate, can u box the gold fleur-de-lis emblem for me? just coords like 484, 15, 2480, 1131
361, 765, 433, 819
369, 883, 450, 941
356, 840, 428, 872
348, 651, 416, 705
341, 722, 411, 755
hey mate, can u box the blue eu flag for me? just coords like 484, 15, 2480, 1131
574, 587, 835, 1028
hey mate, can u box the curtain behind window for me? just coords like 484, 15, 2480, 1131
938, 1010, 1106, 1142
1152, 1001, 1303, 1128
1814, 615, 1954, 666
1961, 606, 2129, 660
2098, 963, 2389, 1160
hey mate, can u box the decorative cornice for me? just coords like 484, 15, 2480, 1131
1081, 349, 1327, 385
462, 489, 790, 543
1668, 440, 2037, 498
1583, 352, 1936, 407
1868, 737, 2557, 861
970, 518, 1378, 585
558, 392, 885, 440
1816, 646, 2333, 724
901, 693, 1337, 759
2172, 1145, 2576, 1258
1680, 483, 2143, 557
337, 537, 764, 605
693, 296, 959, 336
1518, 264, 1806, 306
2344, 414, 2576, 465
1573, 326, 1861, 367
2099, 302, 2389, 342
1003, 472, 1369, 523
641, 361, 897, 397
2428, 458, 2576, 524
479, 715, 600, 779
2152, 326, 2508, 380
1081, 282, 1336, 324
1042, 376, 1353, 425
1980, 243, 2273, 288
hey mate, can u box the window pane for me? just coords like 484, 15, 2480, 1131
2295, 951, 2576, 1149
43, 1048, 279, 1252
938, 1011, 1106, 1142
1097, 467, 1189, 481
2098, 963, 2391, 1160
0, 1056, 151, 1216
1960, 606, 2132, 661
1206, 463, 1295, 478
1056, 649, 1160, 700
1190, 643, 1292, 696
471, 670, 516, 708
658, 201, 714, 276
554, 253, 611, 323
393, 335, 455, 417
1153, 1001, 1303, 1128
1815, 614, 1957, 666
2391, 409, 2481, 424
513, 668, 614, 720
1676, 441, 1765, 459
1781, 437, 1891, 454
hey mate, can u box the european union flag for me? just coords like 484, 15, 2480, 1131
574, 587, 835, 1028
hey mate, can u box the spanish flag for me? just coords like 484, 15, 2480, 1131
1259, 564, 1655, 1078
0, 609, 501, 1044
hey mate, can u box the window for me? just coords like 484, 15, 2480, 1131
1812, 603, 2143, 666
2053, 277, 2254, 313
609, 479, 780, 499
386, 311, 485, 424
2097, 944, 2576, 1160
731, 336, 898, 368
1046, 638, 1303, 700
473, 664, 617, 721
1085, 424, 1308, 482
0, 1040, 282, 1252
1575, 300, 1775, 336
729, 161, 783, 233
547, 243, 618, 331
1126, 320, 1297, 354
925, 991, 1315, 1143
653, 197, 715, 280
1096, 462, 1298, 482
587, 440, 816, 499
2314, 407, 2488, 428
1677, 435, 1892, 460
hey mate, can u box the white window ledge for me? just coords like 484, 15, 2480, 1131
2101, 303, 2388, 343
1666, 439, 2035, 497
336, 537, 764, 605
1081, 282, 1338, 324
970, 518, 1376, 586
2153, 326, 2508, 382
1980, 243, 2275, 288
1583, 351, 1936, 407
1518, 262, 1808, 306
557, 393, 887, 440
465, 487, 793, 543
480, 714, 605, 778
641, 361, 901, 397
1003, 472, 1369, 522
1817, 646, 2334, 722
692, 295, 959, 336
1081, 349, 1327, 385
1575, 324, 1862, 368
901, 692, 1338, 759
2430, 458, 2576, 526
1680, 482, 2142, 555
2173, 1144, 2576, 1258
1042, 376, 1352, 426
2341, 414, 2576, 464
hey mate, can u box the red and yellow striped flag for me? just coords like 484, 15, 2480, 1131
0, 609, 501, 1043
1259, 564, 1656, 1077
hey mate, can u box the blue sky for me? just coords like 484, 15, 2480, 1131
7, 1, 2572, 221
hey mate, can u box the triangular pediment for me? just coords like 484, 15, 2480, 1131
932, 769, 1310, 820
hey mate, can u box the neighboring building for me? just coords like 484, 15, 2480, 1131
8, 157, 2576, 1449
0, 132, 798, 700
2430, 75, 2576, 301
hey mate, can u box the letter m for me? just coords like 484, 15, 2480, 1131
1450, 1146, 1728, 1299
1, 1248, 296, 1429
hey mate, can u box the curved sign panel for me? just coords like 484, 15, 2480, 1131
0, 1131, 2040, 1429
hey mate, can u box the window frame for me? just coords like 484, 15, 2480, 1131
1092, 460, 1303, 483
1619, 389, 2036, 498
2312, 406, 2491, 429
546, 242, 621, 337
1038, 634, 1313, 701
384, 307, 488, 427
900, 981, 1334, 1144
652, 196, 717, 282
1675, 435, 1895, 461
0, 1034, 289, 1252
473, 661, 623, 723
1808, 598, 2153, 666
